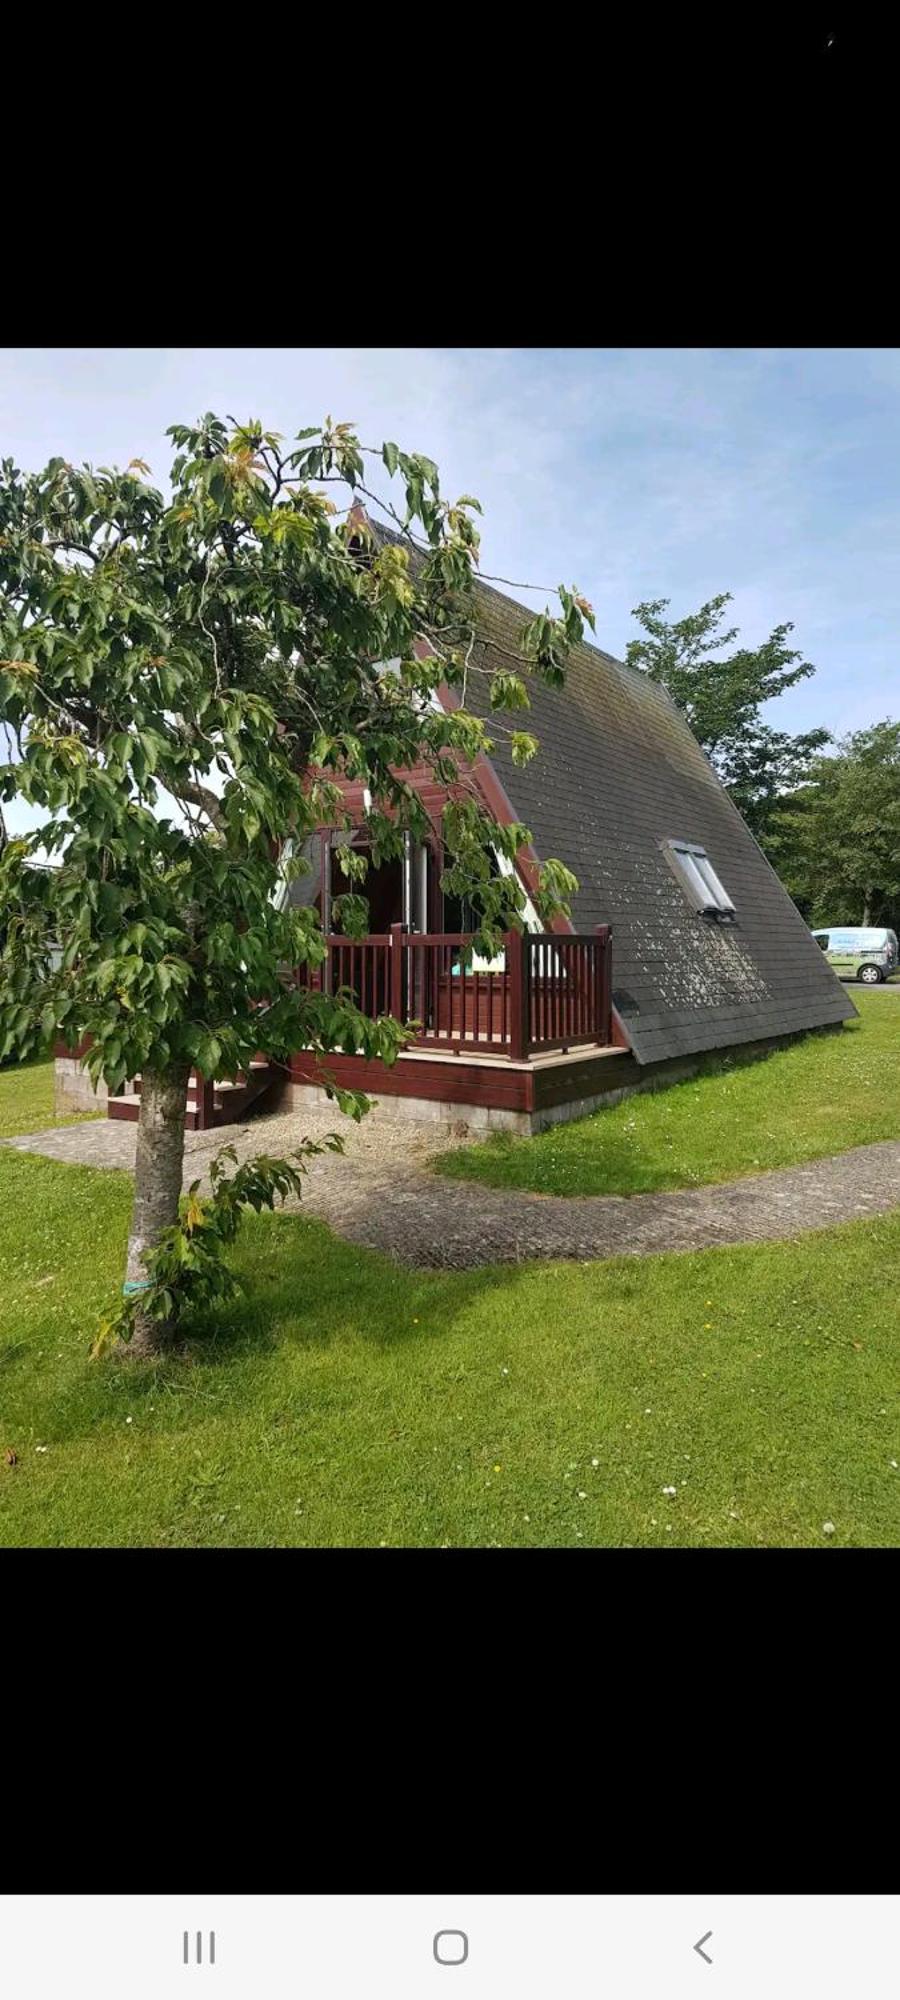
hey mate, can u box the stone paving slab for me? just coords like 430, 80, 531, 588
5, 1104, 900, 1269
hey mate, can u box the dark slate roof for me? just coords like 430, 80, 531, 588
459, 573, 857, 1064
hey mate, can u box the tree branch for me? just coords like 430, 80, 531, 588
45, 538, 100, 564
170, 778, 225, 830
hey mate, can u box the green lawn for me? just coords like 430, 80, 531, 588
1, 1136, 897, 1547
434, 989, 900, 1197
0, 1056, 102, 1141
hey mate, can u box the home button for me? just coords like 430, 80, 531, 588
434, 1932, 469, 1966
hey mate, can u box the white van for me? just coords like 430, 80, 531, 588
811, 925, 899, 984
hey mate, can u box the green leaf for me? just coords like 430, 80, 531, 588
138, 730, 162, 774
490, 671, 530, 711
194, 1035, 222, 1077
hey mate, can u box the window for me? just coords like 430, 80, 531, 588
272, 833, 323, 914
812, 932, 830, 951
442, 845, 509, 972
664, 840, 736, 920
441, 843, 502, 936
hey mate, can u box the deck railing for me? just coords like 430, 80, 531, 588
305, 924, 612, 1059
525, 932, 611, 1054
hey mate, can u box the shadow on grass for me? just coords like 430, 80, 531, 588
432, 1020, 867, 1195
0, 1043, 55, 1077
183, 1211, 498, 1362
16, 1207, 506, 1445
434, 1121, 672, 1196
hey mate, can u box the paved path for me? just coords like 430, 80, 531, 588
6, 1104, 900, 1269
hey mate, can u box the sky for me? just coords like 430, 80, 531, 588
2, 346, 897, 839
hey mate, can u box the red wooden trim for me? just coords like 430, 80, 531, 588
611, 1008, 630, 1050
292, 1047, 532, 1111
432, 675, 572, 937
54, 1034, 94, 1060
390, 922, 404, 1020
595, 925, 612, 1045
427, 831, 442, 930
531, 1046, 635, 1110
506, 928, 526, 1060
195, 1074, 216, 1131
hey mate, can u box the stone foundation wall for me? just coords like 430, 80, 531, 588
54, 1055, 108, 1118
284, 1072, 703, 1137
285, 1079, 532, 1135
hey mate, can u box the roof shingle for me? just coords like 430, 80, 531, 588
461, 573, 856, 1063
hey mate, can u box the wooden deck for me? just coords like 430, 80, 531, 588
302, 925, 613, 1060
289, 930, 623, 1122
56, 925, 623, 1132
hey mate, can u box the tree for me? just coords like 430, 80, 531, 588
717, 719, 831, 846
772, 720, 900, 930
0, 416, 589, 1356
625, 593, 829, 844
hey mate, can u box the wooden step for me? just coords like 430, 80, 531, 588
107, 1061, 279, 1128
109, 1095, 205, 1130
130, 1063, 270, 1097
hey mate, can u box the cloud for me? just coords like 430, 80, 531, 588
1, 346, 896, 744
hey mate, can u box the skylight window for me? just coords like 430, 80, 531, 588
664, 841, 736, 920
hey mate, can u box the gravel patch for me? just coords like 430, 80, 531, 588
5, 1103, 900, 1269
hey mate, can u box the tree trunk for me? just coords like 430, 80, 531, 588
123, 1063, 190, 1357
862, 894, 873, 926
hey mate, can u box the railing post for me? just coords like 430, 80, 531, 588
310, 931, 330, 997
195, 1071, 216, 1131
595, 925, 611, 1044
390, 922, 405, 1023
506, 929, 529, 1059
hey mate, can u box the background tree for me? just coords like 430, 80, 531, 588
0, 416, 587, 1356
771, 720, 900, 930
625, 592, 829, 846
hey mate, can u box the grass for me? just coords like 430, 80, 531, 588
0, 1055, 102, 1141
0, 1137, 897, 1547
433, 989, 900, 1197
